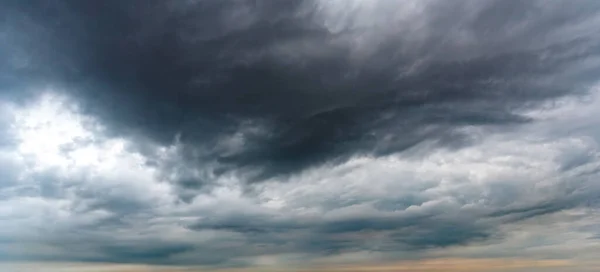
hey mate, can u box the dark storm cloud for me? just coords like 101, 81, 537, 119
4, 0, 600, 183
3, 0, 600, 267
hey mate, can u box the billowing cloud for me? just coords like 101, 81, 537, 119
1, 0, 600, 270
5, 0, 600, 181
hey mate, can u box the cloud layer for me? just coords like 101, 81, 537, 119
5, 0, 600, 180
1, 0, 600, 270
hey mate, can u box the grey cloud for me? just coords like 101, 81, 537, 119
489, 200, 581, 223
94, 244, 195, 265
2, 0, 600, 269
390, 220, 491, 249
4, 0, 600, 184
1, 120, 600, 267
183, 132, 600, 262
185, 209, 491, 257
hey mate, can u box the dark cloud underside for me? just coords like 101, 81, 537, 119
4, 0, 600, 182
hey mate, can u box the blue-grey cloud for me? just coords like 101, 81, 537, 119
4, 0, 600, 182
1, 0, 600, 269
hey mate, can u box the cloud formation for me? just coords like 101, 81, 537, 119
5, 0, 600, 180
1, 0, 600, 270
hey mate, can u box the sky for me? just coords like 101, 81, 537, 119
1, 0, 600, 271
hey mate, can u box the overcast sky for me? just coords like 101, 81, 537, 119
1, 0, 600, 271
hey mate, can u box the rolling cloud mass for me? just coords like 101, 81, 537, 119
1, 0, 600, 271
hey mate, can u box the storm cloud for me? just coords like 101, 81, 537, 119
5, 0, 600, 181
1, 0, 600, 270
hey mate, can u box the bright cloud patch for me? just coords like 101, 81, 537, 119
0, 91, 177, 262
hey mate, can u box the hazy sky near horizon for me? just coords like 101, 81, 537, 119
1, 0, 600, 271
